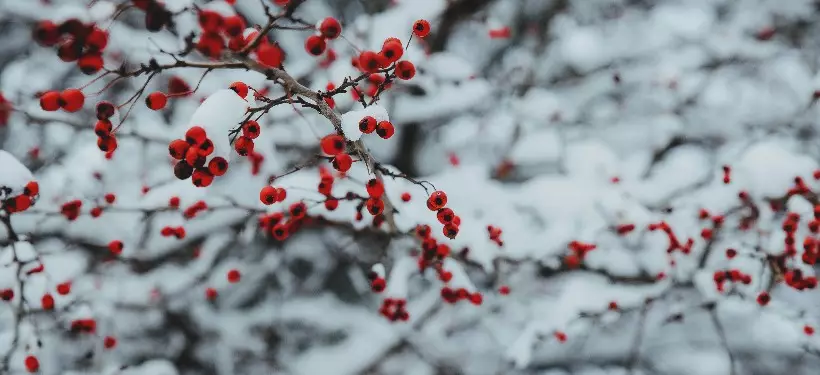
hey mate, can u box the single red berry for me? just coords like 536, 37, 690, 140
805, 325, 815, 335
376, 121, 395, 139
498, 285, 510, 295
469, 292, 483, 305
103, 335, 117, 349
108, 240, 124, 255
41, 294, 55, 310
24, 181, 39, 197
331, 153, 353, 172
324, 198, 339, 211
78, 52, 104, 74
366, 178, 385, 197
33, 20, 61, 46
358, 51, 382, 73
145, 91, 168, 110
56, 281, 72, 295
289, 202, 307, 218
168, 139, 190, 159
260, 186, 278, 205
234, 136, 255, 156
437, 208, 455, 224
366, 197, 384, 215
59, 88, 85, 112
230, 81, 248, 98
39, 91, 61, 111
97, 135, 118, 153
227, 269, 241, 283
104, 193, 116, 204
185, 126, 208, 145
443, 223, 459, 239
223, 16, 246, 37
427, 191, 448, 211
395, 60, 416, 80
24, 355, 39, 373
205, 287, 218, 300
198, 10, 224, 33
242, 120, 261, 139
257, 42, 284, 68
401, 192, 411, 202
95, 101, 115, 120
412, 19, 431, 38
87, 27, 109, 50
358, 116, 377, 134
208, 157, 229, 176
320, 134, 346, 155
380, 39, 403, 63
305, 35, 327, 56
319, 17, 342, 39
191, 169, 214, 187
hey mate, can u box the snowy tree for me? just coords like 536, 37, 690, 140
1, 0, 820, 374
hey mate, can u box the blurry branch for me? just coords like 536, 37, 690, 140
428, 0, 494, 53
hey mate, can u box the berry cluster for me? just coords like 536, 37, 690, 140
304, 17, 342, 57
195, 9, 250, 59
357, 115, 395, 140
564, 240, 597, 268
425, 190, 460, 239
131, 0, 173, 32
39, 88, 85, 113
169, 126, 229, 187
1, 181, 38, 213
33, 19, 108, 74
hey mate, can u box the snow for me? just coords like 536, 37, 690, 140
0, 150, 34, 197
340, 104, 389, 141
1, 0, 820, 374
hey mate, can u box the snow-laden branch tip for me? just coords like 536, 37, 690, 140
0, 150, 34, 198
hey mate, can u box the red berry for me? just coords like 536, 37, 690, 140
380, 40, 403, 63
395, 60, 416, 80
33, 20, 60, 46
412, 19, 431, 38
198, 10, 224, 33
366, 178, 385, 197
185, 126, 207, 145
358, 51, 382, 73
358, 116, 377, 133
498, 285, 510, 295
319, 17, 342, 39
234, 136, 255, 156
56, 281, 72, 295
376, 121, 395, 139
427, 191, 447, 211
78, 52, 104, 74
108, 240, 123, 255
208, 157, 229, 176
366, 197, 384, 215
260, 186, 278, 205
97, 135, 118, 153
227, 269, 241, 283
305, 35, 327, 56
223, 16, 246, 37
41, 294, 54, 310
257, 42, 284, 68
324, 198, 339, 210
87, 27, 109, 50
242, 120, 261, 139
59, 88, 85, 112
191, 169, 214, 187
401, 192, 411, 202
320, 134, 346, 155
168, 139, 190, 159
39, 91, 61, 111
103, 335, 117, 349
205, 287, 218, 300
230, 81, 249, 98
24, 355, 39, 373
331, 153, 353, 172
145, 91, 168, 110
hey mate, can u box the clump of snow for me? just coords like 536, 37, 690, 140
340, 104, 389, 141
0, 150, 34, 197
187, 89, 252, 161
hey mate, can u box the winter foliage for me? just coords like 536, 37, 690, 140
1, 0, 820, 374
